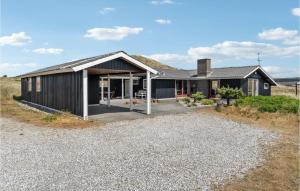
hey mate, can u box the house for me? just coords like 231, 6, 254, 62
20, 51, 277, 119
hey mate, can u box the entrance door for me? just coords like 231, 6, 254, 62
124, 79, 130, 98
248, 79, 259, 96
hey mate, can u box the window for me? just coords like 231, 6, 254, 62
28, 78, 32, 92
133, 79, 139, 85
36, 76, 41, 92
143, 79, 147, 89
211, 80, 219, 90
99, 80, 108, 87
264, 83, 269, 90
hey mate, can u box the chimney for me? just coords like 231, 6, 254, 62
197, 59, 212, 76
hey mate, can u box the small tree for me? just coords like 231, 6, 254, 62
190, 92, 206, 103
217, 86, 243, 106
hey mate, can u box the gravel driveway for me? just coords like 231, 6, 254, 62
0, 113, 276, 191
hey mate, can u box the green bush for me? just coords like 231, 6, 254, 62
190, 92, 206, 102
182, 97, 191, 104
201, 99, 214, 105
235, 96, 299, 114
217, 86, 244, 106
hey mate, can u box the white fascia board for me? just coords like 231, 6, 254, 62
243, 66, 260, 79
72, 52, 158, 74
243, 66, 278, 86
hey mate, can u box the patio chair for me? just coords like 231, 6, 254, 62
135, 90, 147, 99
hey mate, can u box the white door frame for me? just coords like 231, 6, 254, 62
255, 79, 259, 96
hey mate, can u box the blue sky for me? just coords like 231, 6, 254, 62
1, 0, 299, 77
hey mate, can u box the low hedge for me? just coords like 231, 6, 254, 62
235, 96, 299, 114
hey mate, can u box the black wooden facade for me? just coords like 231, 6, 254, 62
152, 79, 175, 99
21, 71, 83, 116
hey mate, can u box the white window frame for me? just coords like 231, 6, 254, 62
99, 80, 108, 88
28, 78, 32, 92
143, 79, 147, 89
211, 80, 219, 90
36, 76, 41, 92
264, 82, 269, 90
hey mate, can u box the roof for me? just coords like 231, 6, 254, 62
156, 65, 259, 79
156, 65, 277, 85
20, 51, 276, 85
275, 77, 300, 86
20, 51, 158, 77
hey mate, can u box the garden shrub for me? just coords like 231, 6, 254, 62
182, 97, 191, 104
201, 99, 214, 105
217, 86, 244, 106
190, 92, 205, 102
235, 95, 299, 114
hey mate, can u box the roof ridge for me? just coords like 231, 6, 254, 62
212, 65, 259, 69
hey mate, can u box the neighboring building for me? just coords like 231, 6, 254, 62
20, 51, 277, 119
275, 77, 300, 86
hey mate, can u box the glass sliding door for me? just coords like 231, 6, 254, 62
210, 80, 219, 97
176, 80, 188, 96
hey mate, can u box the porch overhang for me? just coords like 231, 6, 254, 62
80, 52, 157, 120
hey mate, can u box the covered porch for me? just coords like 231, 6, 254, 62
78, 52, 158, 120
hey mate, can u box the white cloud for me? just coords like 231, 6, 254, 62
33, 48, 64, 55
292, 8, 300, 16
262, 66, 282, 74
155, 19, 172, 24
0, 32, 31, 46
99, 7, 115, 15
146, 53, 192, 64
258, 27, 300, 45
282, 36, 300, 45
151, 0, 174, 4
0, 63, 38, 76
262, 66, 299, 77
146, 41, 300, 66
84, 26, 143, 41
187, 41, 300, 60
258, 27, 298, 40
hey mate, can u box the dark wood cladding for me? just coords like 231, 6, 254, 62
21, 71, 83, 116
152, 79, 175, 99
90, 58, 144, 73
88, 74, 100, 104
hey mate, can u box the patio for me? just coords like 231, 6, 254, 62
88, 99, 191, 123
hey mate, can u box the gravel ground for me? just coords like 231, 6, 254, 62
0, 113, 277, 191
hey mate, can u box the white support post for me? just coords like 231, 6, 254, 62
121, 78, 124, 99
187, 80, 191, 96
83, 70, 88, 120
146, 71, 151, 115
181, 80, 184, 96
129, 72, 133, 111
107, 74, 110, 107
175, 80, 177, 97
101, 77, 104, 102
